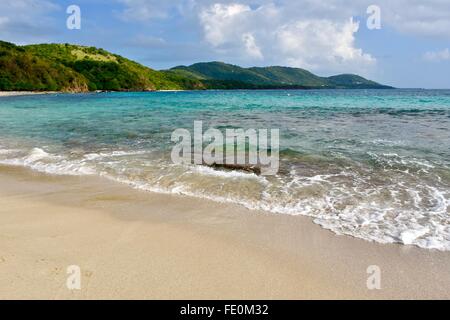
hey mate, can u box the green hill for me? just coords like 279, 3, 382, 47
171, 62, 392, 89
170, 62, 273, 84
249, 66, 326, 87
326, 74, 384, 88
0, 41, 204, 92
0, 41, 88, 91
0, 40, 392, 92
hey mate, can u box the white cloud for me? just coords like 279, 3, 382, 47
119, 0, 450, 38
381, 0, 450, 39
199, 3, 251, 47
424, 49, 450, 62
274, 18, 375, 71
0, 0, 59, 21
275, 0, 450, 39
0, 0, 60, 44
114, 0, 450, 74
198, 2, 374, 73
242, 33, 263, 60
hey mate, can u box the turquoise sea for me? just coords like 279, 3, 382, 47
0, 89, 449, 250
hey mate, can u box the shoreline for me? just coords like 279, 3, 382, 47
0, 91, 58, 97
0, 87, 399, 98
0, 90, 187, 97
1, 164, 449, 299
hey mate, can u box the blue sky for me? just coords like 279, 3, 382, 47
1, 0, 449, 88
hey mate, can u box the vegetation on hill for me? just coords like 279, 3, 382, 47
169, 62, 273, 84
248, 66, 326, 87
24, 43, 203, 91
326, 74, 383, 88
0, 41, 87, 91
170, 62, 392, 89
0, 41, 392, 92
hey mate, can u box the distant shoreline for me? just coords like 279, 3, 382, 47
0, 91, 58, 97
5, 88, 450, 98
1, 87, 399, 98
7, 88, 450, 98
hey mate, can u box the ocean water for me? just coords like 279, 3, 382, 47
1, 89, 449, 250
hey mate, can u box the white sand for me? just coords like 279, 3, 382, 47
0, 165, 449, 299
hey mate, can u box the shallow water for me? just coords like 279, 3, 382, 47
1, 89, 449, 250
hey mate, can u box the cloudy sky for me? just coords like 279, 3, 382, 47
1, 0, 449, 88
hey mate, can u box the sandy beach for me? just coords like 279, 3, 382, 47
1, 0, 449, 303
0, 91, 57, 97
0, 164, 449, 300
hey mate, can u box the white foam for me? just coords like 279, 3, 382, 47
1, 146, 449, 251
84, 150, 149, 160
368, 139, 405, 147
369, 152, 437, 169
0, 148, 19, 155
24, 148, 54, 163
400, 228, 430, 245
0, 147, 96, 176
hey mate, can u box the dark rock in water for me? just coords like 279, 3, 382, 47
206, 162, 262, 175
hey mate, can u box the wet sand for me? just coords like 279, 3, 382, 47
0, 165, 449, 299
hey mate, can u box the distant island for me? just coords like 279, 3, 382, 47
0, 41, 393, 92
